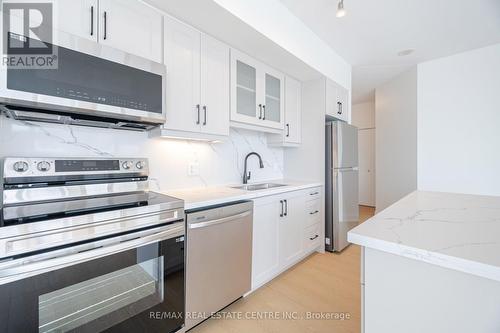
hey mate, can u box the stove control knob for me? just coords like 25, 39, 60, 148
136, 161, 146, 170
122, 161, 131, 170
13, 161, 29, 172
37, 161, 51, 172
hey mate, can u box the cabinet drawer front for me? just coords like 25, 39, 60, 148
307, 187, 321, 201
304, 223, 321, 251
306, 199, 321, 226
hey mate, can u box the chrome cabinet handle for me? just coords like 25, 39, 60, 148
280, 200, 284, 217
188, 211, 251, 229
90, 6, 94, 36
196, 104, 200, 124
309, 210, 319, 215
103, 11, 107, 40
203, 105, 207, 125
284, 199, 288, 216
309, 235, 319, 241
258, 104, 262, 119
286, 124, 290, 137
262, 105, 266, 120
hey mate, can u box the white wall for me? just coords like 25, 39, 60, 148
417, 43, 500, 196
0, 116, 284, 190
375, 68, 417, 212
352, 101, 376, 206
352, 101, 375, 129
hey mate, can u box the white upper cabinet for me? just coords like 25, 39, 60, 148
200, 34, 230, 136
98, 0, 162, 63
336, 84, 349, 122
284, 77, 302, 144
231, 49, 284, 131
267, 75, 302, 147
158, 16, 229, 140
56, 0, 98, 43
163, 15, 201, 134
326, 78, 349, 122
55, 0, 162, 62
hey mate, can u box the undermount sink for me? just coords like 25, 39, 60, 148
231, 183, 286, 191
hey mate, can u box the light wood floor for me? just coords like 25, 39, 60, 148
190, 206, 375, 333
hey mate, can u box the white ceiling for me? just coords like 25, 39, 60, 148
280, 0, 500, 103
145, 0, 322, 81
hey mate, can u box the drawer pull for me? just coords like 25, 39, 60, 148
309, 210, 319, 215
310, 192, 319, 196
309, 235, 319, 241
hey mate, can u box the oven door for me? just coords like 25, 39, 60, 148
0, 224, 185, 333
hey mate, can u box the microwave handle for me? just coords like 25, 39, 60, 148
0, 224, 183, 285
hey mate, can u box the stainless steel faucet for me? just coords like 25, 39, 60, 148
243, 152, 264, 184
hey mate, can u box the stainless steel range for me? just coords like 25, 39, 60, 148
0, 157, 185, 333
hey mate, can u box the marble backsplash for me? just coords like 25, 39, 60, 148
0, 115, 284, 190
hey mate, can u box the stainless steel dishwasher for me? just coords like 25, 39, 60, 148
185, 201, 253, 330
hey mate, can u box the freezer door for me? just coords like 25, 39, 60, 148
333, 168, 359, 251
334, 121, 358, 168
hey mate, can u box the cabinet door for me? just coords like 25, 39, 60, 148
284, 76, 301, 144
98, 0, 162, 63
230, 50, 260, 125
336, 85, 349, 122
252, 198, 280, 289
163, 16, 201, 133
200, 34, 229, 136
55, 0, 98, 43
279, 195, 305, 267
261, 66, 284, 129
325, 78, 337, 117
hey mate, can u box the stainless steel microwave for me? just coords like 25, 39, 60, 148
0, 35, 166, 131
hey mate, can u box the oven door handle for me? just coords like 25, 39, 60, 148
0, 223, 184, 285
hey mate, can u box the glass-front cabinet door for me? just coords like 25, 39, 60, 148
236, 60, 257, 119
262, 72, 283, 128
231, 49, 284, 130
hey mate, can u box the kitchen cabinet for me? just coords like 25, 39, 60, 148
231, 49, 284, 132
278, 194, 306, 267
56, 0, 162, 63
268, 76, 302, 146
326, 78, 349, 122
252, 187, 323, 290
98, 0, 162, 63
56, 0, 98, 43
153, 16, 229, 140
252, 196, 281, 289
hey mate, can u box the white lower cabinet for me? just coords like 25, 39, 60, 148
252, 187, 323, 290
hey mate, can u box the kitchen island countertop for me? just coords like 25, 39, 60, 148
348, 190, 500, 282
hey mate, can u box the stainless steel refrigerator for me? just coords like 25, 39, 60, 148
325, 121, 359, 252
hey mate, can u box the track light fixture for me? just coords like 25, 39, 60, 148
336, 0, 346, 18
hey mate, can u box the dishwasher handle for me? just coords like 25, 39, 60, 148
188, 211, 251, 230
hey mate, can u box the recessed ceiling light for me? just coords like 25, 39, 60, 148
336, 0, 346, 18
398, 49, 415, 57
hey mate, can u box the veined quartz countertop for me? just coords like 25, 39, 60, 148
162, 180, 322, 210
348, 191, 500, 282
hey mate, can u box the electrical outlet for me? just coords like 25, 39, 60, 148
188, 162, 199, 176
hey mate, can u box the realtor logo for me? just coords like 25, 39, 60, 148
2, 2, 57, 68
